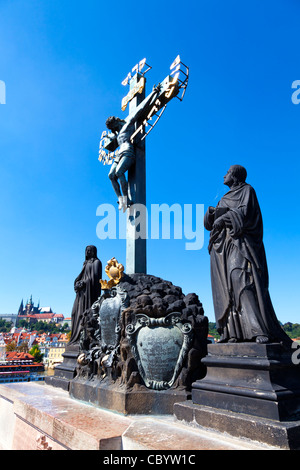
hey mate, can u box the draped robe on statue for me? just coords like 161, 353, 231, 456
204, 183, 291, 345
69, 253, 102, 345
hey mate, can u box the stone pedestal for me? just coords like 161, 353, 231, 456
45, 344, 79, 391
69, 378, 190, 415
61, 274, 208, 416
193, 343, 300, 420
174, 342, 300, 449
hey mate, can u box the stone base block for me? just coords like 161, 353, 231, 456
45, 345, 79, 391
192, 342, 300, 421
44, 375, 71, 392
174, 400, 300, 450
69, 378, 190, 415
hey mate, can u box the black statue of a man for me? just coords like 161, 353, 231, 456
204, 165, 291, 345
106, 84, 161, 212
69, 245, 102, 345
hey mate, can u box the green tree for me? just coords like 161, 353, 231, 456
5, 341, 29, 353
31, 320, 67, 334
0, 319, 13, 332
17, 319, 29, 328
208, 322, 220, 340
29, 344, 43, 363
208, 321, 300, 340
6, 341, 17, 352
282, 323, 300, 339
61, 322, 70, 332
18, 341, 29, 353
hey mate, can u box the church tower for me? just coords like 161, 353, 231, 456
25, 296, 34, 315
17, 299, 24, 316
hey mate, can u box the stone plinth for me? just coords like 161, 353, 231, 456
45, 344, 79, 391
63, 274, 208, 416
192, 343, 300, 421
174, 401, 300, 450
174, 342, 300, 449
69, 378, 190, 415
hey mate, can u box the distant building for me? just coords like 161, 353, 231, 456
38, 333, 69, 369
0, 314, 18, 326
9, 329, 38, 348
63, 317, 72, 328
48, 345, 65, 369
0, 351, 44, 383
5, 351, 36, 362
16, 296, 64, 326
0, 337, 6, 360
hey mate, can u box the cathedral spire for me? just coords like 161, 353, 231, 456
18, 299, 24, 316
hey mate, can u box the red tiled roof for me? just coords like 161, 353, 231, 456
28, 314, 54, 319
6, 352, 34, 361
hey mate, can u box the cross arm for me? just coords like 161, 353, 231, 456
101, 74, 180, 152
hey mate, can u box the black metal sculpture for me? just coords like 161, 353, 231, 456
74, 262, 208, 394
69, 245, 102, 345
106, 85, 161, 212
204, 165, 291, 345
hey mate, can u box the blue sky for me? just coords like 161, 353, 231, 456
0, 0, 299, 324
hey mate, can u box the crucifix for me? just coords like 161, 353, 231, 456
99, 56, 189, 275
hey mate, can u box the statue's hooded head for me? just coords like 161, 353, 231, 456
85, 245, 98, 260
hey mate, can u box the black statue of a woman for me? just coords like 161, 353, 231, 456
69, 245, 102, 345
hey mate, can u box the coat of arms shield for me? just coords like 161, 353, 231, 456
126, 312, 193, 390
